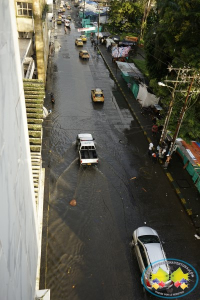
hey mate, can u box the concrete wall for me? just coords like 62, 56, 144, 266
0, 1, 39, 299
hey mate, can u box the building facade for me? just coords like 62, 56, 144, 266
0, 0, 51, 299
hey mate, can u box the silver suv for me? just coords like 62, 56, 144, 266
132, 226, 173, 291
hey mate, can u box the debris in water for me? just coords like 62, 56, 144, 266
72, 285, 76, 289
130, 177, 136, 180
70, 199, 77, 206
194, 234, 200, 240
142, 188, 147, 192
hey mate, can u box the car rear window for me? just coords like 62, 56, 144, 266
95, 94, 103, 97
138, 235, 160, 244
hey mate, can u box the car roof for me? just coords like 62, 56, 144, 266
145, 243, 169, 273
136, 226, 158, 237
95, 88, 102, 92
76, 38, 82, 41
78, 133, 93, 140
81, 50, 88, 53
81, 141, 94, 146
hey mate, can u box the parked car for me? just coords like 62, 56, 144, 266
91, 88, 104, 102
80, 35, 87, 42
132, 226, 173, 292
75, 38, 83, 46
67, 5, 71, 9
79, 50, 90, 60
76, 133, 98, 166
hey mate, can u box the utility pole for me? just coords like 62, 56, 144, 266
169, 76, 195, 156
158, 68, 200, 168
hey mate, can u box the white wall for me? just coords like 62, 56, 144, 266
0, 1, 38, 299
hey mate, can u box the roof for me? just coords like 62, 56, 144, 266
116, 61, 145, 79
78, 133, 93, 141
137, 226, 157, 237
80, 141, 95, 147
145, 244, 168, 273
23, 79, 45, 205
176, 139, 200, 166
95, 88, 102, 92
81, 50, 88, 53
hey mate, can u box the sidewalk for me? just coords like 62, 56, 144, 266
98, 44, 200, 234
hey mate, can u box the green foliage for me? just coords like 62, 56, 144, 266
108, 0, 143, 33
145, 0, 200, 141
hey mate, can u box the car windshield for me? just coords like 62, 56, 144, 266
96, 94, 103, 97
138, 235, 160, 244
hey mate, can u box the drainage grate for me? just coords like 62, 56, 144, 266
176, 179, 190, 188
62, 53, 70, 59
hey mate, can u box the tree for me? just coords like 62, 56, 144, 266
144, 0, 200, 141
108, 0, 144, 33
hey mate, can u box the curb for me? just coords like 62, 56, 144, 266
99, 49, 197, 230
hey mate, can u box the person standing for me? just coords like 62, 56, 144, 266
152, 124, 158, 136
148, 142, 154, 157
152, 152, 157, 163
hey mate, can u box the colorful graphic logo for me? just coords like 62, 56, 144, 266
142, 258, 199, 298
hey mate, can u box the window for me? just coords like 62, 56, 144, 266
17, 2, 32, 17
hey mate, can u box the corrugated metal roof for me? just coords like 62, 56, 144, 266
23, 79, 45, 203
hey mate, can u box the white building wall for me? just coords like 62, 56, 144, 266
0, 1, 38, 300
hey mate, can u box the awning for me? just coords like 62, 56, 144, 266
116, 61, 144, 79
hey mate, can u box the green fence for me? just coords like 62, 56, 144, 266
177, 147, 200, 193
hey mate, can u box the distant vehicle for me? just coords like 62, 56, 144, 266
57, 19, 62, 25
75, 38, 83, 46
80, 35, 87, 42
61, 15, 66, 22
132, 227, 173, 292
67, 5, 71, 9
67, 14, 71, 20
79, 50, 90, 59
76, 133, 98, 166
91, 88, 104, 102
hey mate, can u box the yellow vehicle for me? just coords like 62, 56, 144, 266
67, 15, 71, 20
67, 5, 71, 9
91, 88, 104, 102
57, 18, 62, 25
62, 7, 66, 12
75, 38, 83, 46
79, 50, 90, 59
80, 35, 87, 42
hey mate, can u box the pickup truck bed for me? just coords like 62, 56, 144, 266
80, 149, 98, 159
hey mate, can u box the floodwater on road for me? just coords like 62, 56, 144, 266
40, 6, 200, 300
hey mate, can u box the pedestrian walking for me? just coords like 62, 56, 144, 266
152, 124, 158, 137
148, 142, 154, 157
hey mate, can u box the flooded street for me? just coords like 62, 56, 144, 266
40, 5, 200, 300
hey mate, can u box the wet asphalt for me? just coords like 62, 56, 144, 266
40, 3, 200, 300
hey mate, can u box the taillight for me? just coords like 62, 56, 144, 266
81, 160, 82, 164
146, 279, 151, 287
97, 160, 98, 163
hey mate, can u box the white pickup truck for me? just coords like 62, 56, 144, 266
76, 133, 98, 166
